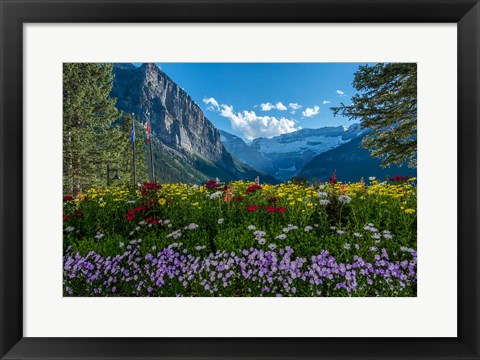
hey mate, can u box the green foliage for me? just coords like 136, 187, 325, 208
331, 63, 417, 168
63, 63, 123, 195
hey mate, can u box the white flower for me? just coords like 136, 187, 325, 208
275, 234, 287, 240
195, 245, 206, 251
254, 230, 266, 238
126, 200, 136, 204
217, 218, 224, 224
135, 226, 140, 231
319, 199, 330, 206
138, 220, 146, 225
282, 224, 298, 233
338, 195, 352, 204
268, 244, 277, 250
258, 239, 266, 245
372, 233, 381, 240
368, 176, 376, 181
353, 232, 362, 238
318, 184, 325, 190
186, 223, 199, 230
248, 225, 256, 230
344, 243, 351, 250
370, 246, 378, 252
336, 230, 345, 235
317, 192, 328, 198
64, 226, 75, 232
304, 226, 313, 232
120, 242, 124, 248
193, 184, 199, 189
382, 233, 393, 239
208, 191, 223, 199
167, 230, 182, 239
330, 226, 337, 230
163, 219, 171, 225
95, 232, 104, 239
400, 246, 415, 253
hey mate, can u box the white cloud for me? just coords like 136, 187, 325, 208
289, 103, 302, 110
322, 100, 331, 104
203, 97, 219, 110
260, 102, 275, 111
302, 105, 320, 118
335, 90, 345, 96
219, 104, 299, 140
260, 102, 288, 111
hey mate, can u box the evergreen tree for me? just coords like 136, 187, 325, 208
63, 63, 123, 195
331, 63, 417, 168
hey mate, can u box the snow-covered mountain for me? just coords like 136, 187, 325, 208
220, 124, 363, 181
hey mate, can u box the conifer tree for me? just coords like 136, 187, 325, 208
63, 63, 123, 195
332, 63, 417, 168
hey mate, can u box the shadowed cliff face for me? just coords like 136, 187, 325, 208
112, 63, 225, 162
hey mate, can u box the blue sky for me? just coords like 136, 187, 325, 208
133, 63, 368, 141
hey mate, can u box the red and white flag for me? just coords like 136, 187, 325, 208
145, 121, 151, 145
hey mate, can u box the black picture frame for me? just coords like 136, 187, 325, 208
1, 1, 479, 359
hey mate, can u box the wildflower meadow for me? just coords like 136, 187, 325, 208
63, 176, 417, 297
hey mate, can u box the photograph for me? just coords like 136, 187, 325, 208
63, 62, 417, 297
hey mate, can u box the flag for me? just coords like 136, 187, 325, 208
145, 121, 151, 145
130, 119, 135, 144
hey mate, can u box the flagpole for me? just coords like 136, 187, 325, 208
148, 118, 155, 182
131, 114, 137, 188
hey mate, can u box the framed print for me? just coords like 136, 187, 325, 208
1, 0, 479, 359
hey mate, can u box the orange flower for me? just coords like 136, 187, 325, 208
223, 186, 234, 202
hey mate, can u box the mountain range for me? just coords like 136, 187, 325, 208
220, 125, 363, 181
110, 63, 416, 184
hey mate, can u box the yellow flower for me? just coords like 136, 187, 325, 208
405, 208, 416, 214
158, 198, 166, 206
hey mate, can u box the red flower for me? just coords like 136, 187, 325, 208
247, 205, 260, 212
145, 217, 153, 223
329, 170, 337, 185
266, 206, 277, 213
390, 175, 408, 182
63, 196, 74, 202
277, 207, 287, 213
268, 197, 278, 203
141, 182, 161, 196
245, 184, 263, 194
205, 180, 221, 189
234, 196, 244, 202
152, 219, 159, 225
63, 215, 68, 221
